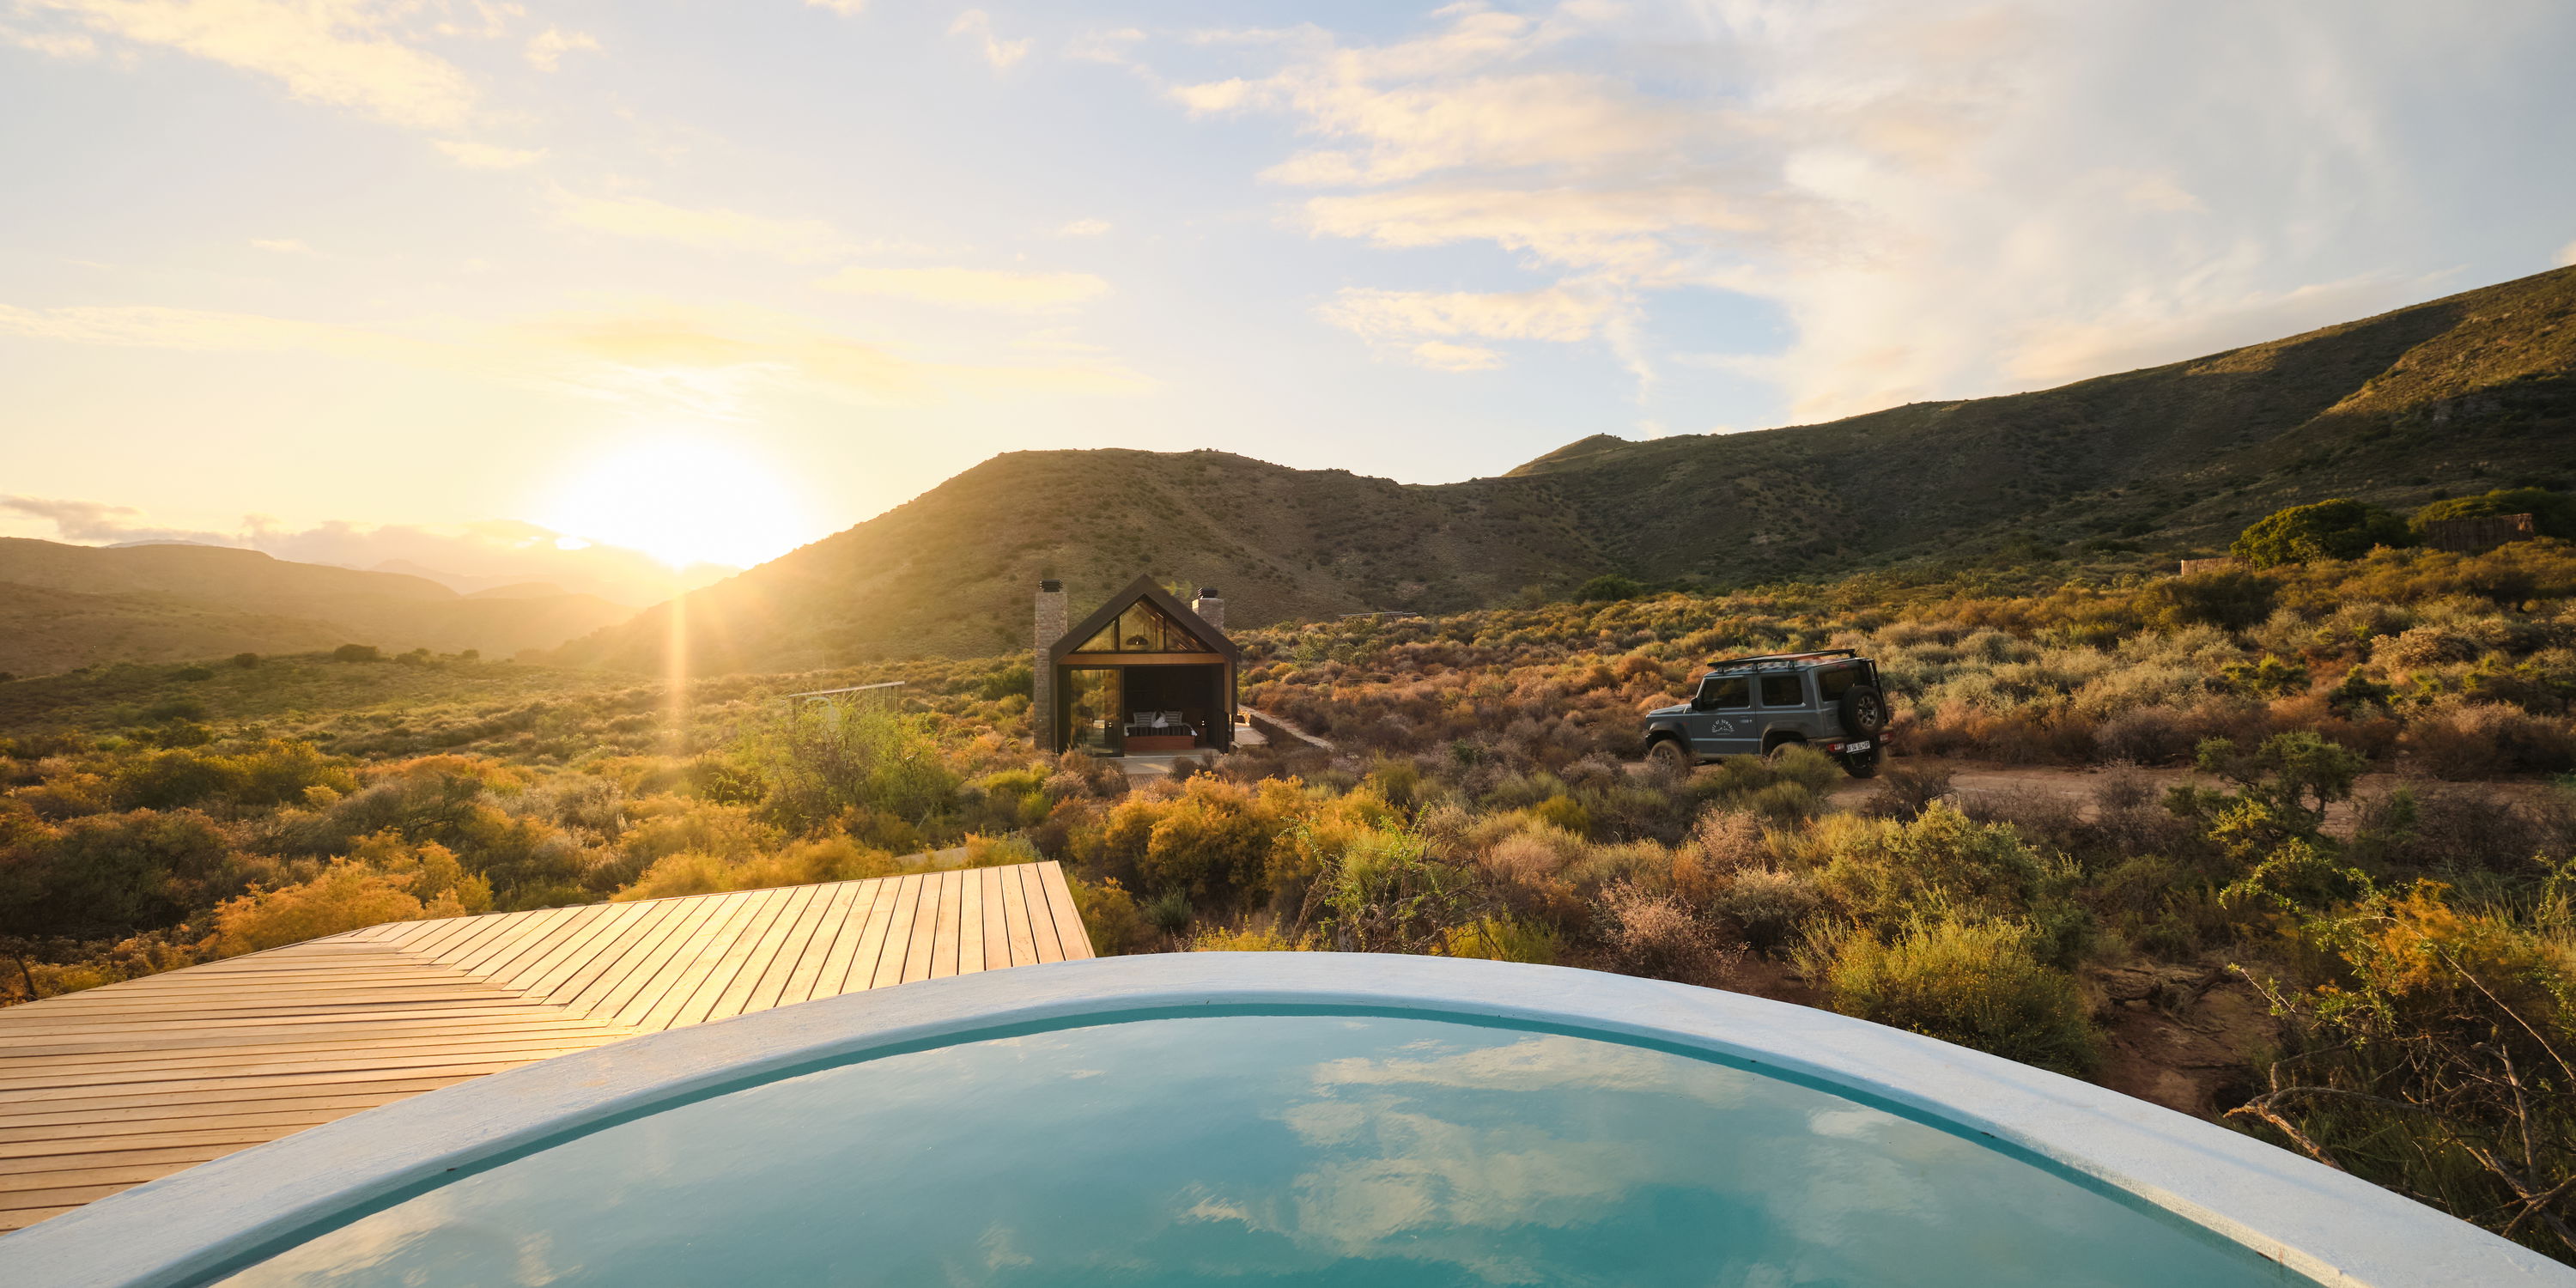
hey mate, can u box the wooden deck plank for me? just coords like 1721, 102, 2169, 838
809, 882, 892, 1002
702, 884, 823, 1024
603, 890, 769, 1030
747, 881, 851, 1014
866, 875, 927, 990
999, 865, 1039, 967
0, 863, 1073, 1233
1038, 861, 1096, 960
649, 888, 792, 1030
774, 881, 866, 1007
1019, 865, 1067, 965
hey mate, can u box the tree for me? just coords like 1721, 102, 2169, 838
2232, 499, 2415, 568
1576, 574, 1644, 602
2413, 487, 2576, 540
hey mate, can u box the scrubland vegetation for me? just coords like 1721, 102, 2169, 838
8, 536, 2576, 1256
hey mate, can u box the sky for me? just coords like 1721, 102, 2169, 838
3, 0, 2573, 580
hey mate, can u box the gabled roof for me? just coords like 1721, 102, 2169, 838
1047, 575, 1241, 665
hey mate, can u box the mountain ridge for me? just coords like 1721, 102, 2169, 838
545, 264, 2567, 673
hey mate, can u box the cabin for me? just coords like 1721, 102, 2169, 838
1033, 577, 1239, 756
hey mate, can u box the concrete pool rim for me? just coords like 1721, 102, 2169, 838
0, 953, 2565, 1287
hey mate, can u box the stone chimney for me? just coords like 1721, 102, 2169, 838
1189, 586, 1224, 635
1033, 580, 1066, 750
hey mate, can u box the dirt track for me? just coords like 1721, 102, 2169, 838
1828, 756, 2562, 836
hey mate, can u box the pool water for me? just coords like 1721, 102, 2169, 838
213, 1014, 2300, 1287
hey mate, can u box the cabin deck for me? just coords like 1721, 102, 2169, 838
0, 861, 1092, 1235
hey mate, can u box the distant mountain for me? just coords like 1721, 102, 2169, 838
554, 264, 2575, 675
0, 540, 639, 676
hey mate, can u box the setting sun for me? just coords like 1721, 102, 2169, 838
543, 437, 810, 571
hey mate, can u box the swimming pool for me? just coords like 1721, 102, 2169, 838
3, 955, 2567, 1287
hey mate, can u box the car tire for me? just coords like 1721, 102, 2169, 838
1841, 746, 1882, 779
1762, 737, 1805, 764
1646, 738, 1693, 775
1838, 683, 1889, 737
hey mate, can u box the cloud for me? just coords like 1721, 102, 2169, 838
436, 138, 544, 168
1163, 0, 2571, 422
1055, 219, 1113, 237
0, 498, 736, 603
550, 193, 849, 263
2558, 239, 2576, 270
949, 9, 1029, 71
1, 23, 98, 57
1318, 286, 1611, 345
250, 237, 313, 254
1066, 27, 1144, 67
815, 265, 1109, 310
0, 296, 1148, 416
21, 0, 479, 129
524, 27, 598, 72
804, 0, 866, 14
1406, 341, 1501, 372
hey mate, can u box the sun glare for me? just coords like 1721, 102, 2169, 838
544, 437, 810, 570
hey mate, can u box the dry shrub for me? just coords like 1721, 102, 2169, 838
2359, 783, 2571, 873
1068, 875, 1143, 955
2401, 702, 2576, 779
1958, 785, 2084, 856
2093, 705, 2195, 764
1597, 881, 1739, 984
1807, 917, 2100, 1076
1865, 760, 1955, 821
1706, 868, 1826, 952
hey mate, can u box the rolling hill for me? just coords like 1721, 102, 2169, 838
0, 540, 639, 677
545, 264, 2568, 673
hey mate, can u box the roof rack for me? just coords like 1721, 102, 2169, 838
1703, 649, 1858, 672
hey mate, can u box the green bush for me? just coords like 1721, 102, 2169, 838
2412, 486, 2576, 539
2233, 499, 2414, 568
1813, 916, 2100, 1075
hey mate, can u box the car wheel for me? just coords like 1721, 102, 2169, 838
1838, 684, 1888, 737
1841, 746, 1882, 779
1647, 738, 1693, 775
1763, 738, 1805, 764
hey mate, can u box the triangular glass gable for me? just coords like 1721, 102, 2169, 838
1071, 597, 1215, 653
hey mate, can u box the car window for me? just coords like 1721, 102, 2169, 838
1759, 673, 1803, 707
1695, 677, 1750, 709
1814, 665, 1862, 702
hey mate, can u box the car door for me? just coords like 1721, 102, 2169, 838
1690, 675, 1755, 757
1754, 671, 1807, 746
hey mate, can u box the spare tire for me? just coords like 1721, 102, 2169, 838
1838, 683, 1888, 736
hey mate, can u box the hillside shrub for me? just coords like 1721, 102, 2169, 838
2233, 499, 2414, 568
1811, 916, 2100, 1075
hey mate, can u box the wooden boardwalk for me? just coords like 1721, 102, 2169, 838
0, 862, 1091, 1236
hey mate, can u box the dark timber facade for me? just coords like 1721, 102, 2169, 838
1034, 577, 1239, 756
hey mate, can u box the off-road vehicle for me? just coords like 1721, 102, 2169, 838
1639, 650, 1890, 779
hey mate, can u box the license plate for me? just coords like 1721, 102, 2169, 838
1846, 740, 1872, 753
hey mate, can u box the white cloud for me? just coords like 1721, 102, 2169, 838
816, 265, 1109, 310
1066, 27, 1144, 66
524, 26, 598, 72
2557, 239, 2576, 269
1, 23, 99, 58
21, 0, 479, 129
1407, 340, 1501, 372
0, 297, 1150, 416
1318, 285, 1613, 370
1055, 219, 1113, 237
436, 138, 544, 168
949, 9, 1029, 71
550, 193, 849, 263
1165, 0, 2567, 422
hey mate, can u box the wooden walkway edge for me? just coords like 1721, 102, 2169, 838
0, 862, 1092, 1235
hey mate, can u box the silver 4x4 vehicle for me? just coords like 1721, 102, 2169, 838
1641, 650, 1890, 779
